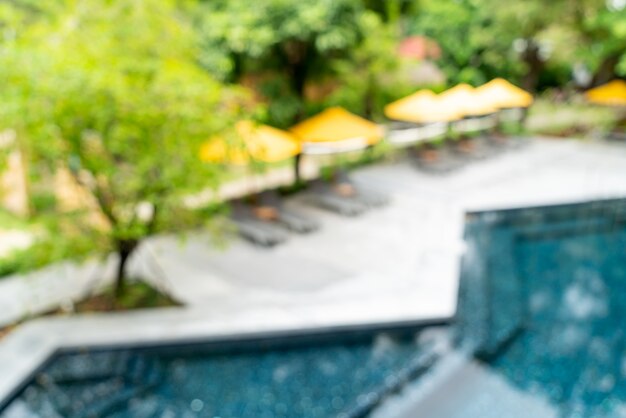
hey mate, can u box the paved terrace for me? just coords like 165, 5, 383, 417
1, 137, 626, 404
137, 136, 626, 324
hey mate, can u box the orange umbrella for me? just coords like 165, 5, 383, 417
384, 90, 461, 123
291, 107, 383, 146
585, 80, 626, 107
475, 78, 533, 109
200, 121, 301, 165
289, 107, 384, 182
438, 83, 497, 117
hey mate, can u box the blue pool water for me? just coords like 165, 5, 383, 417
0, 329, 441, 418
489, 227, 626, 416
456, 199, 626, 417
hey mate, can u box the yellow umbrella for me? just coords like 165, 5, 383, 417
384, 90, 461, 123
290, 107, 384, 146
585, 80, 626, 107
438, 83, 497, 117
200, 120, 301, 165
475, 78, 533, 109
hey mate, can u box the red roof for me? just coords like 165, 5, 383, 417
398, 36, 441, 60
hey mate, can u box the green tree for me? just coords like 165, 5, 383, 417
328, 13, 408, 119
498, 0, 626, 89
362, 0, 417, 27
196, 0, 373, 126
408, 0, 614, 91
408, 0, 522, 87
545, 0, 626, 86
0, 0, 247, 295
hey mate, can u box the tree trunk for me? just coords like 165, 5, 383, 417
521, 40, 544, 93
289, 59, 309, 104
230, 53, 244, 83
114, 239, 138, 298
363, 73, 376, 119
293, 153, 303, 185
591, 53, 622, 87
282, 40, 311, 123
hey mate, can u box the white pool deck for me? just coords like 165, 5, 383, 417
1, 137, 626, 405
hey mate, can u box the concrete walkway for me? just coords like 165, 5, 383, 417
143, 137, 626, 326
1, 138, 626, 329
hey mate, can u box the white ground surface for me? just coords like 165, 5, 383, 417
114, 136, 626, 326
1, 137, 626, 405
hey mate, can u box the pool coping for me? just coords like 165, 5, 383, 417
0, 306, 453, 412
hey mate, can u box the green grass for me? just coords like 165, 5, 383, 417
73, 280, 180, 312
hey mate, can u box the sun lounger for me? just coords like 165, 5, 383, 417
409, 147, 466, 174
332, 170, 389, 208
257, 190, 320, 233
449, 137, 495, 161
230, 201, 289, 247
306, 179, 369, 217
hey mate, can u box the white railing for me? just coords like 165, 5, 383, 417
386, 122, 448, 146
454, 115, 496, 133
300, 136, 370, 155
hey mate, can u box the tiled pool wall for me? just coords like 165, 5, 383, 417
492, 211, 626, 416
456, 197, 626, 357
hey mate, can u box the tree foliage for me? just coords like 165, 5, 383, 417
0, 0, 249, 293
408, 0, 626, 90
196, 0, 375, 126
328, 14, 410, 120
2, 0, 626, 291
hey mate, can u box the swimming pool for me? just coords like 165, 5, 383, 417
2, 198, 625, 418
0, 326, 445, 418
454, 198, 626, 417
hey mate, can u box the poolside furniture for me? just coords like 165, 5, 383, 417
306, 178, 368, 216
385, 90, 470, 173
585, 80, 626, 142
200, 121, 318, 245
409, 144, 466, 174
257, 190, 319, 233
386, 120, 449, 147
437, 83, 503, 159
334, 170, 389, 208
290, 107, 390, 216
230, 199, 289, 246
475, 78, 534, 147
385, 90, 457, 147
